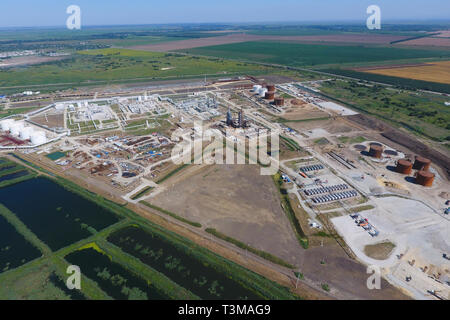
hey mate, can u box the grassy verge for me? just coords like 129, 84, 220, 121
205, 228, 295, 269
140, 201, 202, 228
130, 186, 153, 200
273, 173, 309, 249
280, 135, 301, 151
155, 164, 190, 184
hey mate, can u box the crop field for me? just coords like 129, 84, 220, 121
0, 159, 298, 300
178, 41, 450, 68
0, 48, 274, 88
319, 80, 450, 141
320, 68, 450, 94
361, 61, 450, 85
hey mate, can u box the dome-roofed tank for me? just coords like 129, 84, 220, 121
396, 159, 413, 175
416, 170, 435, 187
19, 127, 33, 140
31, 131, 47, 145
413, 156, 432, 171
369, 144, 384, 159
0, 119, 15, 131
10, 122, 24, 136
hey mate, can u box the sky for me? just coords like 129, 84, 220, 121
0, 0, 449, 28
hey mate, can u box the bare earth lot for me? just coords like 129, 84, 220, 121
399, 37, 450, 47
151, 164, 302, 263
0, 56, 66, 68
149, 164, 408, 299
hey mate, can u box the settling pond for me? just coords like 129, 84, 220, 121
0, 215, 41, 273
65, 248, 169, 300
108, 226, 262, 300
0, 177, 121, 251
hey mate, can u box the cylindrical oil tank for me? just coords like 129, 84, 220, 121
10, 122, 24, 136
274, 97, 285, 106
266, 84, 276, 92
31, 131, 47, 145
413, 156, 431, 171
265, 91, 275, 100
369, 145, 383, 159
396, 159, 413, 175
416, 170, 435, 187
19, 127, 33, 140
0, 119, 14, 131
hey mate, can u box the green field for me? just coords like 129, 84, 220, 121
178, 41, 450, 68
319, 80, 450, 141
0, 48, 275, 88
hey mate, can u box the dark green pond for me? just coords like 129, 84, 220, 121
65, 248, 169, 300
0, 215, 41, 273
0, 165, 17, 173
0, 178, 120, 251
46, 152, 67, 161
48, 272, 86, 300
108, 226, 261, 300
0, 170, 29, 183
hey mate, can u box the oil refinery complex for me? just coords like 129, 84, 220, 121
2, 77, 449, 301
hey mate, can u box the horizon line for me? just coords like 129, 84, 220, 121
1, 18, 450, 30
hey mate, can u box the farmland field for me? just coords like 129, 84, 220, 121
0, 48, 274, 88
319, 80, 450, 141
361, 61, 450, 85
178, 41, 450, 68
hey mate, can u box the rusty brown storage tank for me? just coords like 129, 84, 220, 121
396, 159, 413, 175
416, 170, 435, 187
265, 91, 275, 100
274, 97, 285, 106
369, 144, 383, 159
413, 156, 431, 171
266, 84, 276, 92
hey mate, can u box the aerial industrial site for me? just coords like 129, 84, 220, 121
0, 1, 449, 304
1, 75, 448, 300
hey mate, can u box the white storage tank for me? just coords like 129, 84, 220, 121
259, 88, 268, 97
10, 122, 24, 136
253, 85, 262, 92
19, 127, 33, 140
0, 119, 14, 131
31, 131, 47, 145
